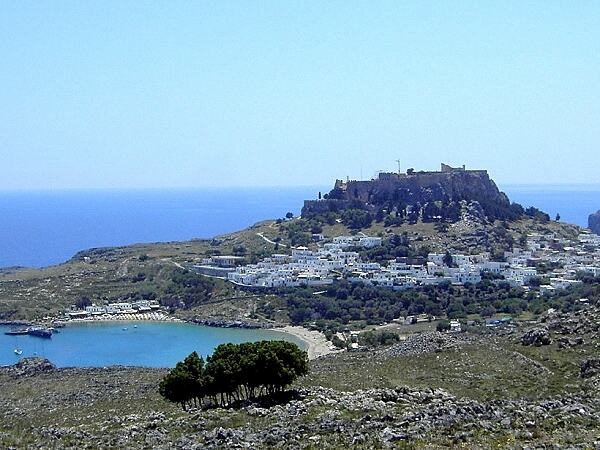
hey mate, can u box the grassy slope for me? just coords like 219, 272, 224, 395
302, 336, 591, 400
0, 221, 277, 320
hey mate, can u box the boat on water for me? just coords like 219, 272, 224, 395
14, 348, 23, 355
4, 328, 29, 336
5, 326, 52, 338
28, 327, 52, 338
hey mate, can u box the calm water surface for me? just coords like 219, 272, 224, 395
0, 322, 305, 368
0, 187, 326, 268
504, 184, 600, 228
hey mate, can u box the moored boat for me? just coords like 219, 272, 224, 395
4, 328, 29, 336
27, 327, 52, 338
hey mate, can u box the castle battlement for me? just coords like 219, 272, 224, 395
373, 164, 486, 182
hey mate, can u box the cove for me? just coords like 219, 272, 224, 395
0, 322, 306, 368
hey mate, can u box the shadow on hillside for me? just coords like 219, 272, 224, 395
201, 389, 305, 411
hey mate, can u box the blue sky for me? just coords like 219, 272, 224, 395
1, 1, 599, 189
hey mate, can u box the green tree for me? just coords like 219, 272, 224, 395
436, 320, 451, 332
75, 296, 92, 309
442, 251, 453, 267
158, 353, 205, 410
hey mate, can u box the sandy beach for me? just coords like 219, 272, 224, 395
277, 325, 339, 360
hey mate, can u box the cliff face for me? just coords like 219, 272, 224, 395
302, 166, 516, 222
589, 211, 600, 235
345, 170, 506, 207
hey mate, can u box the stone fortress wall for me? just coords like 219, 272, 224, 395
302, 163, 506, 217
335, 164, 492, 203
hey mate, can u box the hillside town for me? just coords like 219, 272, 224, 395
198, 230, 600, 295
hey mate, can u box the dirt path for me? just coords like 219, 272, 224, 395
256, 232, 288, 248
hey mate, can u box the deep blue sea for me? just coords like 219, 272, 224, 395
0, 185, 599, 269
504, 185, 600, 228
0, 322, 304, 368
0, 187, 325, 268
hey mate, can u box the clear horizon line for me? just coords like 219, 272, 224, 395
3, 182, 600, 193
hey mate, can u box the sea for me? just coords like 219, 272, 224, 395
0, 322, 305, 368
0, 187, 326, 269
0, 185, 599, 269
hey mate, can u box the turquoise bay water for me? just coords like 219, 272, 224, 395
0, 322, 304, 368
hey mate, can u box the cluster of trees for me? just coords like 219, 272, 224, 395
358, 233, 428, 262
159, 269, 221, 310
477, 199, 525, 222
358, 329, 401, 347
374, 199, 463, 225
159, 341, 309, 410
436, 320, 452, 332
301, 199, 550, 233
261, 277, 600, 334
340, 209, 373, 229
282, 219, 322, 246
524, 206, 551, 222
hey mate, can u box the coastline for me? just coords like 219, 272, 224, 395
51, 312, 178, 325
276, 325, 340, 360
18, 314, 335, 360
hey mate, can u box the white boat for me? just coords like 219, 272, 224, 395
14, 348, 23, 355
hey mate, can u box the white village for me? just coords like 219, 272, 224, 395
195, 230, 600, 297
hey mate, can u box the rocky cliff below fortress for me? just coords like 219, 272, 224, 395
302, 164, 520, 222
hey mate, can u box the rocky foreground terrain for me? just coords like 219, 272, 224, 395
1, 307, 599, 449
